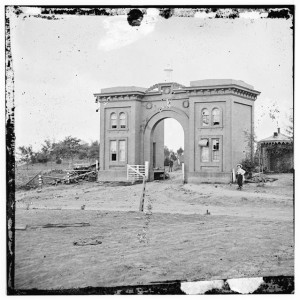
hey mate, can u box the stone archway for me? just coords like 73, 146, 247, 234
143, 107, 189, 182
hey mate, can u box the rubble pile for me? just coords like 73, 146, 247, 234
245, 173, 278, 183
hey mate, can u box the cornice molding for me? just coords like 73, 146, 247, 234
95, 94, 144, 103
94, 84, 260, 102
185, 86, 259, 100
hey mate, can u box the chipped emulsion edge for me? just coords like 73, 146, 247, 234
6, 6, 16, 291
11, 7, 293, 21
181, 279, 225, 294
180, 277, 264, 294
6, 5, 293, 295
226, 277, 264, 294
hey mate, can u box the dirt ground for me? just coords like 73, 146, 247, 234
14, 171, 294, 290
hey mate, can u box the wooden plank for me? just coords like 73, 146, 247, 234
42, 222, 90, 228
15, 225, 27, 230
70, 170, 96, 180
65, 169, 91, 172
30, 222, 90, 229
43, 175, 64, 180
24, 171, 42, 186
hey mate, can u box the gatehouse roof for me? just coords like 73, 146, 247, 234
190, 79, 254, 90
98, 79, 258, 94
94, 79, 260, 101
101, 86, 147, 94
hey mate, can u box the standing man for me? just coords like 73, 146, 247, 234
236, 164, 246, 190
169, 159, 173, 172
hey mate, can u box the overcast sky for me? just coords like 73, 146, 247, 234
9, 7, 293, 152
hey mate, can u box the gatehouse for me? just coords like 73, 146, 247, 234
94, 79, 260, 183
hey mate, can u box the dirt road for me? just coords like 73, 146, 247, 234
14, 172, 294, 289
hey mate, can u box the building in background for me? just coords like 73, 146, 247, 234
94, 79, 260, 183
258, 128, 293, 173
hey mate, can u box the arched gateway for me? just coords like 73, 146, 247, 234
94, 79, 260, 183
143, 107, 189, 182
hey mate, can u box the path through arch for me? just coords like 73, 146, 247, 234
143, 108, 189, 182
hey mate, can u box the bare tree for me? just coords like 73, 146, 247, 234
18, 145, 34, 170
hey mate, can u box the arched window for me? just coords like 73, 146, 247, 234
119, 112, 126, 129
110, 113, 117, 129
212, 108, 220, 126
202, 109, 210, 126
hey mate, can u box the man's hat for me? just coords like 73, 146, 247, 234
237, 164, 242, 168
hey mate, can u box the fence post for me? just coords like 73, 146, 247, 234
38, 175, 43, 189
67, 172, 70, 184
232, 168, 236, 183
96, 160, 98, 172
182, 163, 185, 183
145, 161, 149, 180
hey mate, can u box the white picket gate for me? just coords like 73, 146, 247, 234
127, 164, 146, 181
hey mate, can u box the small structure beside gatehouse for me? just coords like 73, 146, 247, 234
258, 128, 293, 173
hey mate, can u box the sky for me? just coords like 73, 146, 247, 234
8, 7, 293, 153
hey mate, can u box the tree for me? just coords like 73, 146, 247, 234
39, 139, 54, 163
18, 145, 34, 169
177, 147, 184, 156
285, 114, 293, 141
268, 102, 280, 127
169, 150, 177, 161
88, 140, 100, 160
60, 136, 82, 162
35, 152, 49, 163
164, 146, 170, 158
240, 130, 259, 176
78, 142, 89, 160
52, 142, 64, 161
243, 130, 258, 162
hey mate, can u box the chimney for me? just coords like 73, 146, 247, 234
278, 128, 280, 134
164, 64, 173, 82
274, 132, 278, 137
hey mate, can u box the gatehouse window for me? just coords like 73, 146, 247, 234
212, 139, 220, 161
200, 139, 209, 162
212, 108, 220, 126
119, 140, 126, 162
110, 140, 117, 161
110, 113, 117, 129
202, 109, 210, 126
110, 139, 127, 163
119, 112, 126, 129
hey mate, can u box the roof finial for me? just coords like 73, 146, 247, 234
164, 64, 173, 82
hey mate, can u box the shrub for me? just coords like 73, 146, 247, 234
164, 158, 170, 166
56, 158, 62, 164
35, 152, 48, 163
240, 157, 258, 178
78, 152, 87, 160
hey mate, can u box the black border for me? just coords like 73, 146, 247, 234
6, 5, 295, 295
